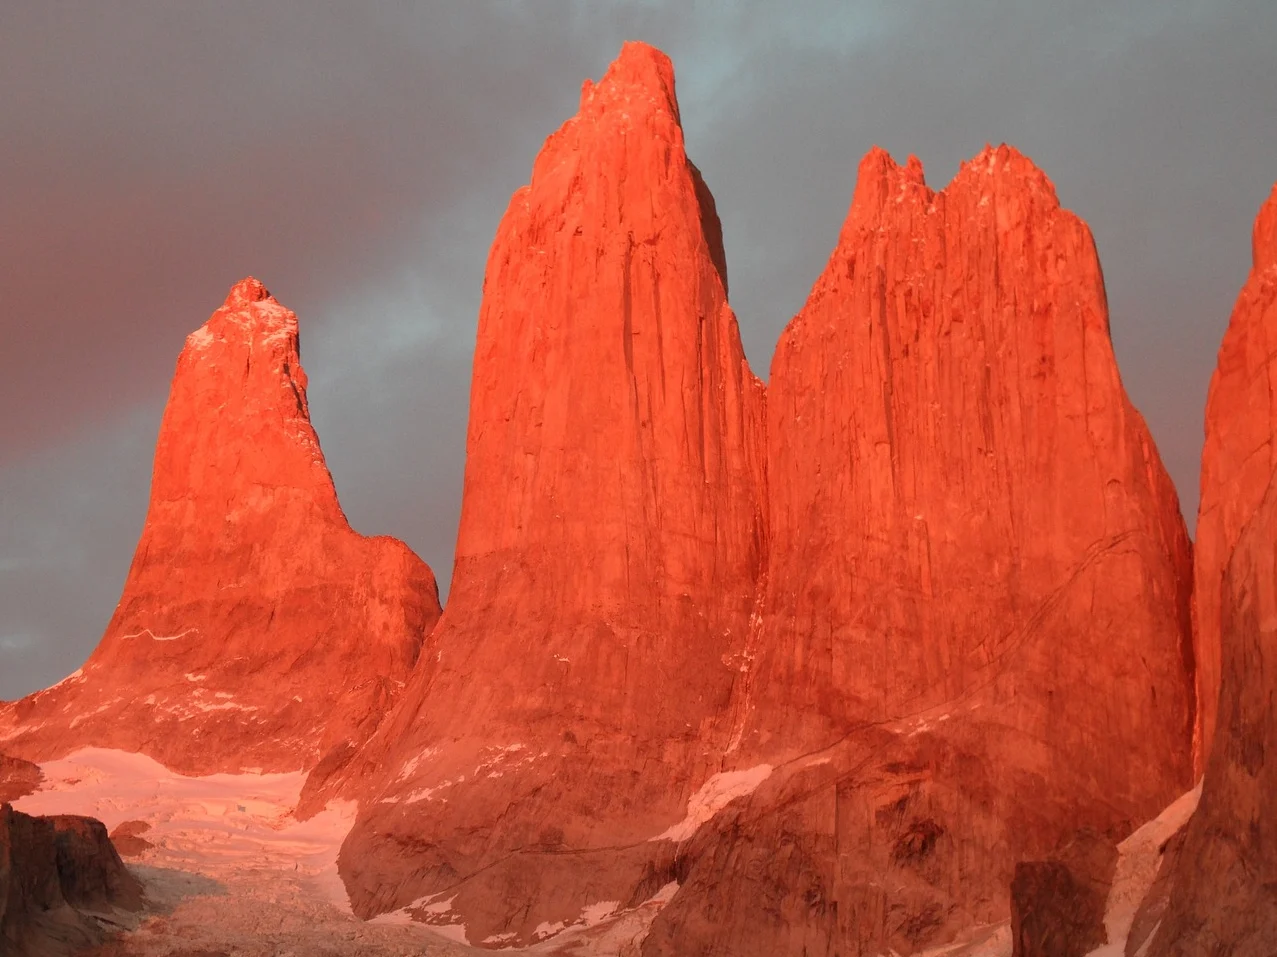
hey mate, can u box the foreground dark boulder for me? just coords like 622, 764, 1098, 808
0, 804, 142, 957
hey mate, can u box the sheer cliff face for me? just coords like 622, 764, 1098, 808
444, 40, 766, 738
332, 43, 767, 944
645, 148, 1196, 957
1190, 183, 1277, 771
0, 279, 441, 774
1148, 185, 1277, 957
741, 146, 1194, 772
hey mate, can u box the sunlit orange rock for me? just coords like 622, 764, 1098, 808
0, 278, 440, 774
323, 42, 768, 945
1188, 182, 1277, 771
647, 146, 1195, 955
1147, 183, 1277, 957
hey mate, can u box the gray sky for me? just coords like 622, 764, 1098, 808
2, 1, 1274, 697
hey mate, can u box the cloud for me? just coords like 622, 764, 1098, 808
1, 2, 1274, 696
0, 403, 155, 696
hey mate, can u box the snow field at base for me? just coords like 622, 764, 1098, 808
13, 746, 357, 913
10, 747, 685, 955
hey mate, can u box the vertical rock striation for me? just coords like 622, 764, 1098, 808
331, 42, 767, 948
646, 146, 1195, 956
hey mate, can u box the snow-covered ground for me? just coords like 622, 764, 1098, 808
12, 749, 1200, 956
11, 748, 677, 956
13, 748, 466, 955
16, 748, 355, 909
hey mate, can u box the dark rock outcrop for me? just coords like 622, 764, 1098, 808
1, 804, 142, 956
105, 822, 153, 860
0, 753, 41, 803
1010, 830, 1118, 957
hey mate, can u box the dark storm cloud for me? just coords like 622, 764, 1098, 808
2, 2, 1274, 696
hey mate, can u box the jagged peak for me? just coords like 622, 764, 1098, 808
858, 145, 927, 186
953, 142, 1059, 204
836, 146, 934, 239
841, 143, 1066, 239
186, 277, 296, 353
223, 276, 273, 309
579, 41, 680, 126
1254, 182, 1277, 272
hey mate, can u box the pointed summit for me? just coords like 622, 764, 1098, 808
579, 40, 678, 118
0, 280, 441, 774
223, 275, 272, 306
326, 44, 767, 946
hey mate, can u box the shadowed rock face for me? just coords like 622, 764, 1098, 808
644, 147, 1194, 956
1148, 184, 1277, 957
0, 753, 41, 803
0, 279, 441, 775
1188, 183, 1277, 772
1, 804, 143, 956
1009, 830, 1118, 957
325, 42, 768, 945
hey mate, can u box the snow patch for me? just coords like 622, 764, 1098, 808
186, 700, 259, 714
402, 778, 460, 804
429, 923, 470, 944
648, 881, 680, 904
419, 894, 455, 916
371, 890, 469, 944
41, 668, 85, 693
185, 326, 215, 350
1085, 784, 1202, 957
67, 702, 115, 728
580, 899, 621, 924
393, 746, 439, 783
534, 919, 568, 940
653, 765, 773, 842
119, 627, 197, 642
